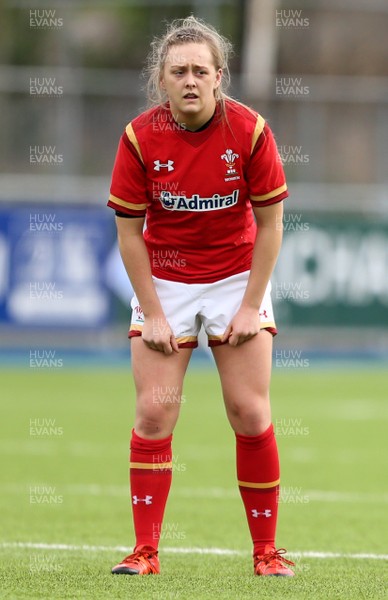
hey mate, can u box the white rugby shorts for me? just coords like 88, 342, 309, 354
129, 270, 276, 348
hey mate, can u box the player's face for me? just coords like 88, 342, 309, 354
161, 42, 222, 130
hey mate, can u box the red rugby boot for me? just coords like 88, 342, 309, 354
111, 545, 160, 575
254, 545, 295, 576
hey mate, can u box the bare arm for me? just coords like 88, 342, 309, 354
115, 216, 179, 354
222, 201, 283, 346
241, 201, 283, 310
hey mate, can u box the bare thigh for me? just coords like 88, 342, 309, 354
131, 337, 193, 439
211, 330, 273, 436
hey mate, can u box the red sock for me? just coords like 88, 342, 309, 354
236, 424, 280, 556
130, 429, 172, 551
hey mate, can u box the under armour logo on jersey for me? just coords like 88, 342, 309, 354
251, 509, 272, 518
132, 495, 153, 505
154, 160, 174, 172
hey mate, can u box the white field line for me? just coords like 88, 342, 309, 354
0, 542, 387, 561
1, 483, 388, 504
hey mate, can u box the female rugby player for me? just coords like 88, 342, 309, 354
108, 15, 294, 577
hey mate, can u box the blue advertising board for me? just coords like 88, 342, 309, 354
0, 204, 116, 328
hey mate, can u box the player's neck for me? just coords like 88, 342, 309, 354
170, 103, 217, 132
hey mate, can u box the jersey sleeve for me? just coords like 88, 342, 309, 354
107, 123, 148, 216
247, 118, 288, 207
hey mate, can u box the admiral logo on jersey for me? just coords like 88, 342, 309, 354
160, 189, 239, 212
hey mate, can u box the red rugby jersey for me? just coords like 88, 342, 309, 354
108, 100, 288, 284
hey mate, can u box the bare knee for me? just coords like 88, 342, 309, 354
225, 394, 271, 436
135, 417, 172, 438
135, 392, 181, 438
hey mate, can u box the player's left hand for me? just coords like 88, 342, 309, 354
221, 306, 261, 347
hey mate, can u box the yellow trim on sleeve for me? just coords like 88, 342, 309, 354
109, 194, 147, 211
238, 478, 280, 489
130, 462, 173, 470
125, 122, 144, 164
251, 114, 266, 154
250, 184, 287, 202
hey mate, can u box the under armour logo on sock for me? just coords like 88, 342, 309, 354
251, 509, 272, 518
132, 495, 153, 505
154, 160, 174, 172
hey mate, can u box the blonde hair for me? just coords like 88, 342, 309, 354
145, 15, 233, 109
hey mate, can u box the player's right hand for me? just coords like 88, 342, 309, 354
141, 316, 179, 355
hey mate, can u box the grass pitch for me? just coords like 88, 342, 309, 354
0, 361, 387, 599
